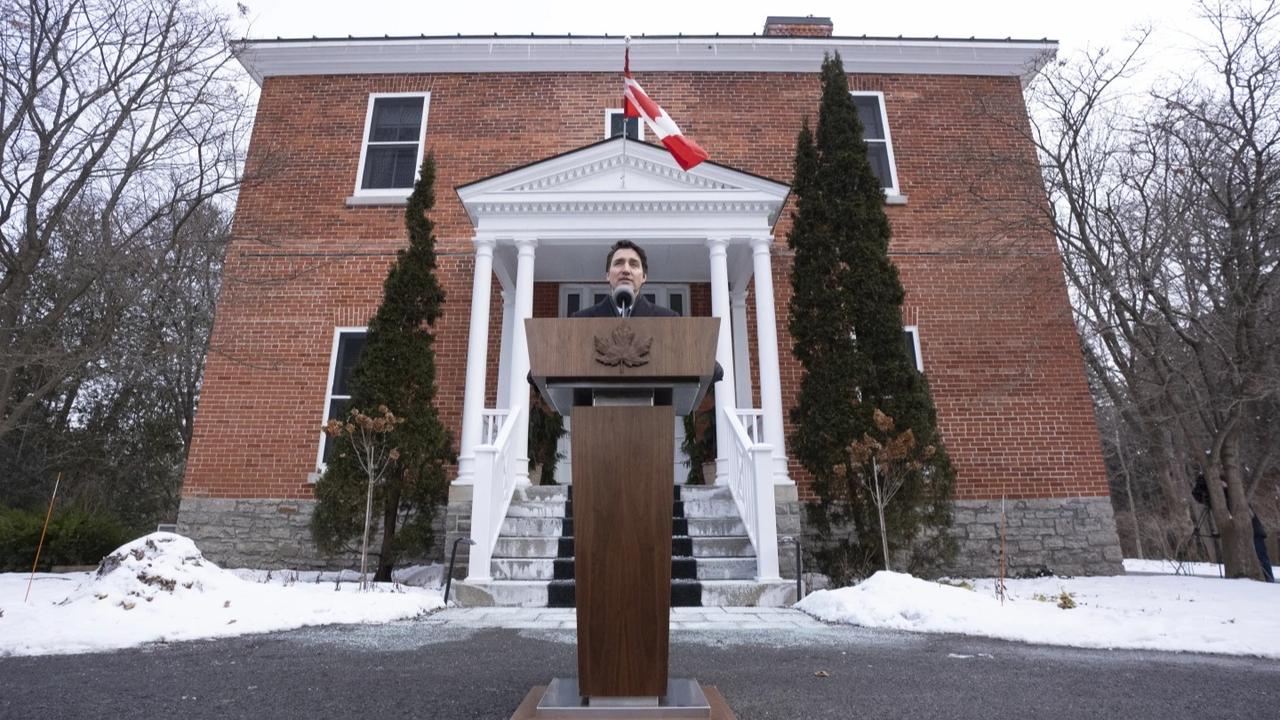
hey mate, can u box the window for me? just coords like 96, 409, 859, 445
316, 328, 367, 473
903, 325, 923, 373
605, 109, 643, 140
850, 92, 900, 195
355, 93, 430, 194
559, 284, 688, 317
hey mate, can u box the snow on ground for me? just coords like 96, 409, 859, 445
798, 563, 1280, 658
0, 533, 444, 657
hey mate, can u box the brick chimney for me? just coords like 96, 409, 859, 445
762, 16, 833, 37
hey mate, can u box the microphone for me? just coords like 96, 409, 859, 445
612, 283, 635, 317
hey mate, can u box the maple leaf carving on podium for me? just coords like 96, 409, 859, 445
593, 324, 652, 368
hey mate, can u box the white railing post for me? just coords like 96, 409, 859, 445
750, 444, 781, 581
467, 450, 494, 582
464, 407, 522, 584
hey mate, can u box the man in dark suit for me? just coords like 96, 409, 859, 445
573, 240, 679, 318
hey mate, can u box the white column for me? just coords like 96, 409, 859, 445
750, 235, 793, 484
496, 289, 515, 408
455, 235, 496, 485
505, 237, 537, 486
730, 289, 753, 411
707, 236, 737, 486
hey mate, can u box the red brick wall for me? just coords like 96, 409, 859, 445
181, 69, 1109, 504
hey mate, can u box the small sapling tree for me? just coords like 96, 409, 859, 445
842, 409, 937, 572
322, 406, 403, 589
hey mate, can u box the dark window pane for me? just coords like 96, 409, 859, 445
594, 293, 609, 305
903, 330, 919, 371
370, 97, 423, 142
567, 293, 581, 316
362, 145, 418, 189
669, 294, 684, 316
867, 143, 892, 189
323, 397, 350, 464
642, 293, 657, 304
610, 113, 640, 140
852, 96, 885, 139
333, 333, 366, 394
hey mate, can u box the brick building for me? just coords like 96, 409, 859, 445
177, 16, 1124, 603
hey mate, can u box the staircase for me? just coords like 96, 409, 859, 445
453, 484, 795, 607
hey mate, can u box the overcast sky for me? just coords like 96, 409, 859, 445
220, 0, 1214, 63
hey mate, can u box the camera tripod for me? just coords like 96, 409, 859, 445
1172, 504, 1224, 578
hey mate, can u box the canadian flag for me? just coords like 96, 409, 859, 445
623, 48, 709, 171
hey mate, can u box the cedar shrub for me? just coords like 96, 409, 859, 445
311, 154, 455, 581
788, 53, 956, 583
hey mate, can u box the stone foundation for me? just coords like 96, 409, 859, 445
176, 497, 445, 570
774, 484, 802, 580
181, 491, 1123, 579
800, 496, 1125, 579
443, 484, 474, 579
947, 497, 1124, 577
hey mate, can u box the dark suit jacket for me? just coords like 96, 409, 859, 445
572, 294, 679, 318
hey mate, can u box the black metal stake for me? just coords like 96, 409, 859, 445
444, 537, 475, 605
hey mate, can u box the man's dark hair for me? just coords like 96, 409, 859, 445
605, 240, 648, 275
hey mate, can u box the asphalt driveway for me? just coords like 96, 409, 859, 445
2, 613, 1276, 720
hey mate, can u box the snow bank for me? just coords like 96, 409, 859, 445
797, 570, 1280, 658
1, 533, 444, 657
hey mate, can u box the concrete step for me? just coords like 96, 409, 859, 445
504, 500, 569, 518
452, 578, 795, 608
687, 517, 747, 536
500, 516, 749, 538
515, 485, 570, 500
680, 498, 741, 518
700, 580, 796, 607
677, 485, 733, 501
694, 558, 759, 581
493, 537, 563, 558
500, 516, 565, 537
492, 536, 757, 560
691, 537, 755, 557
490, 557, 759, 582
453, 580, 548, 608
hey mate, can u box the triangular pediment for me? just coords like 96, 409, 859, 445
456, 137, 790, 227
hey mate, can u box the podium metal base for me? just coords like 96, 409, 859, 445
508, 678, 729, 719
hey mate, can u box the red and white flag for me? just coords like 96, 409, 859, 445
623, 47, 709, 171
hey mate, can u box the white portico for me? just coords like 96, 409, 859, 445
452, 137, 794, 586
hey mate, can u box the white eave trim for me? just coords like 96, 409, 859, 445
233, 36, 1057, 86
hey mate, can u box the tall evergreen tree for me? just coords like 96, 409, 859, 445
311, 154, 454, 581
789, 53, 956, 582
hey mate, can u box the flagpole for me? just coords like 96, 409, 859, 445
620, 36, 630, 190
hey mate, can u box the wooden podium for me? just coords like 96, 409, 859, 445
523, 317, 727, 718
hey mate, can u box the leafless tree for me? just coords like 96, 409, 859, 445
1024, 1, 1279, 578
0, 0, 251, 530
0, 0, 250, 444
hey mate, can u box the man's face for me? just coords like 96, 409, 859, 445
607, 248, 646, 293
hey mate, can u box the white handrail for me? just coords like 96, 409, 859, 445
723, 407, 781, 582
465, 406, 522, 583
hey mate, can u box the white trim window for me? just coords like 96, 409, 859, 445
316, 327, 368, 474
850, 91, 900, 195
559, 283, 689, 317
604, 108, 643, 141
354, 93, 431, 196
903, 325, 924, 373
